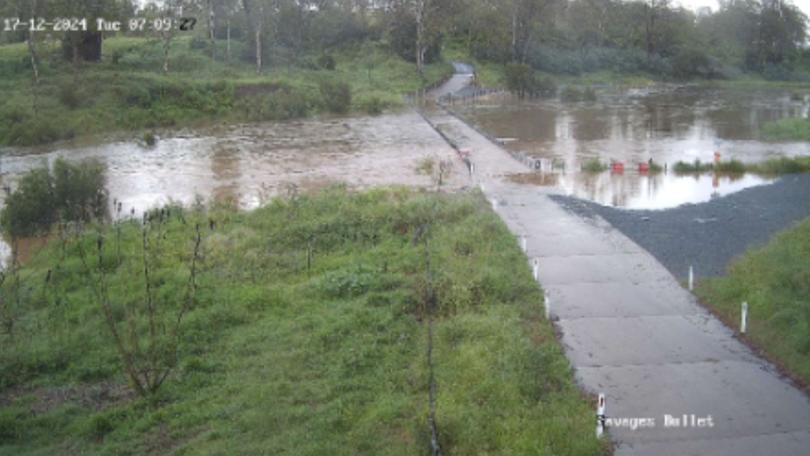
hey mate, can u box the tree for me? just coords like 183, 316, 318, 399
80, 213, 203, 397
508, 0, 556, 63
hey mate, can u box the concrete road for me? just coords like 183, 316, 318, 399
419, 102, 810, 455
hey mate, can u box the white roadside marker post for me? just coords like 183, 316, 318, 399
688, 265, 694, 291
544, 290, 550, 320
479, 183, 485, 193
532, 258, 539, 282
596, 393, 606, 438
520, 235, 527, 253
491, 198, 498, 211
741, 302, 748, 334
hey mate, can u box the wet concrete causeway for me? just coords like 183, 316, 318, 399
420, 104, 810, 455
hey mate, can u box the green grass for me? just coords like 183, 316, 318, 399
762, 117, 810, 141
0, 188, 603, 455
695, 216, 810, 386
581, 158, 608, 173
0, 37, 453, 146
673, 157, 810, 175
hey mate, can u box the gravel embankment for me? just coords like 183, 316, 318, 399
549, 174, 810, 278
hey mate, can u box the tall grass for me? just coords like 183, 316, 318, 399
0, 189, 603, 455
696, 216, 810, 386
673, 157, 810, 175
762, 118, 810, 141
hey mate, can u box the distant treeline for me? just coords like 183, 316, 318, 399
2, 0, 807, 80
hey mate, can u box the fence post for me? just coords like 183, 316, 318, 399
596, 393, 606, 438
688, 265, 694, 291
741, 301, 748, 334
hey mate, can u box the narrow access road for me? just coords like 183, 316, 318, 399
418, 68, 810, 455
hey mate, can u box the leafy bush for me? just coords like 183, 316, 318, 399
143, 132, 157, 146
58, 82, 86, 109
317, 54, 336, 70
355, 94, 388, 115
504, 63, 532, 98
526, 45, 670, 76
0, 158, 107, 237
319, 80, 352, 114
239, 86, 311, 121
581, 158, 607, 172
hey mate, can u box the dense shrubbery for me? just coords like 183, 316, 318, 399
238, 85, 311, 121
526, 45, 670, 76
317, 54, 337, 70
560, 85, 597, 102
504, 63, 556, 98
319, 79, 352, 113
0, 158, 107, 237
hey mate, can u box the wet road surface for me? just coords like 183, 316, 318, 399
422, 87, 810, 454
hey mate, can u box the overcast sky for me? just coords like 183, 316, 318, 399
676, 0, 810, 16
134, 0, 810, 18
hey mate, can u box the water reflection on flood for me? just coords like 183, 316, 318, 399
460, 85, 810, 208
508, 167, 773, 208
0, 111, 463, 266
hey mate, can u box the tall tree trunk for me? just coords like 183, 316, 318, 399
163, 33, 171, 73
255, 27, 262, 74
511, 3, 518, 62
226, 19, 231, 62
415, 0, 426, 77
28, 0, 40, 115
208, 0, 215, 61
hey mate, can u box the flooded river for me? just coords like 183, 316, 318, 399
456, 85, 810, 208
2, 84, 809, 264
0, 111, 464, 265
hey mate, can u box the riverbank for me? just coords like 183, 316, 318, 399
0, 37, 453, 147
0, 188, 604, 455
695, 216, 810, 389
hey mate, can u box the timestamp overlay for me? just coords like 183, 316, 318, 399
1, 16, 197, 33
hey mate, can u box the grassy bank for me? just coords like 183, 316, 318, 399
672, 157, 810, 175
762, 118, 810, 141
0, 36, 453, 147
0, 188, 603, 455
695, 216, 810, 387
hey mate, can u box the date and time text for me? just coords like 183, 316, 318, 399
2, 17, 198, 33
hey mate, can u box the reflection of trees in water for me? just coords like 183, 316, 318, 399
573, 109, 610, 140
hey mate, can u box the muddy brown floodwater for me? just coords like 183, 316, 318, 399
456, 85, 810, 209
0, 111, 466, 266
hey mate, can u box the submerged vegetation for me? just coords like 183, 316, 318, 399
581, 158, 608, 173
696, 216, 810, 386
0, 188, 603, 455
673, 157, 810, 176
